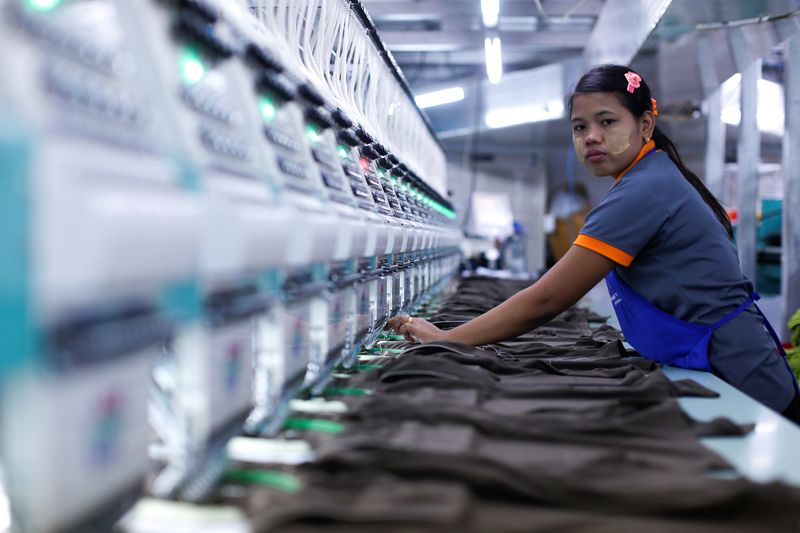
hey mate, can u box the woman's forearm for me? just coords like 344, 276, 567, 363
440, 246, 616, 346
442, 286, 558, 346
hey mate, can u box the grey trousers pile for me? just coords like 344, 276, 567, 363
217, 275, 800, 532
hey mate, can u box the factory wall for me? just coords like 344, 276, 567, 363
447, 160, 547, 271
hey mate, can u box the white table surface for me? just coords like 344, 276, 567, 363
580, 283, 800, 486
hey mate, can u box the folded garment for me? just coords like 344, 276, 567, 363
305, 424, 788, 518
219, 275, 799, 532
224, 468, 800, 533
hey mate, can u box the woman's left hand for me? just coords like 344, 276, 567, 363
386, 315, 447, 343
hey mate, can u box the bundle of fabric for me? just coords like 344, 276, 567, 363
216, 275, 800, 532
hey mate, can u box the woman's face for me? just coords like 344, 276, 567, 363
570, 92, 651, 177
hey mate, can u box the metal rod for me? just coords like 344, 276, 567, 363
730, 27, 760, 283
695, 9, 799, 32
696, 33, 725, 199
782, 30, 800, 340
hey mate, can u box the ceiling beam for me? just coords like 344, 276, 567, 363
392, 49, 579, 68
363, 0, 605, 19
380, 29, 592, 52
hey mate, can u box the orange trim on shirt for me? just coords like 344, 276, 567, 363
574, 234, 635, 267
614, 139, 656, 182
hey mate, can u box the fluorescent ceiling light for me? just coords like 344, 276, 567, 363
481, 0, 500, 27
720, 73, 784, 136
547, 99, 565, 117
485, 99, 564, 129
485, 37, 503, 84
414, 86, 465, 109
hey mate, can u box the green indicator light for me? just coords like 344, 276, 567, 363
259, 97, 277, 122
337, 146, 349, 159
390, 178, 397, 186
306, 127, 320, 142
306, 126, 321, 142
178, 47, 206, 85
25, 0, 62, 12
378, 169, 385, 178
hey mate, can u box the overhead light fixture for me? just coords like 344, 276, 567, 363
547, 99, 565, 117
414, 86, 465, 109
720, 73, 784, 136
485, 99, 564, 129
481, 0, 500, 28
484, 37, 503, 84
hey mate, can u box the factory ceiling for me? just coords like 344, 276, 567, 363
362, 0, 799, 154
362, 0, 606, 85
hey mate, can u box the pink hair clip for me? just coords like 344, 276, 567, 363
624, 71, 642, 93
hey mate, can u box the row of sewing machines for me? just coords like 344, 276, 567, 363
0, 0, 461, 530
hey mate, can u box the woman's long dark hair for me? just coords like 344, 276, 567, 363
567, 64, 733, 239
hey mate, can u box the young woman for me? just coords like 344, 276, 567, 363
388, 64, 800, 423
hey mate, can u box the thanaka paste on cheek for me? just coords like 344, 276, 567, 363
606, 127, 631, 155
573, 137, 586, 163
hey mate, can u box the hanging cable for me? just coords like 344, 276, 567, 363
562, 0, 591, 19
460, 73, 485, 233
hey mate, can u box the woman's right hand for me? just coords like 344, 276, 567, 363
386, 315, 447, 343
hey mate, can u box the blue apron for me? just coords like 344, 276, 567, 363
606, 269, 792, 374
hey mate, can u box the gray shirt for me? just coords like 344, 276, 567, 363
576, 150, 795, 413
